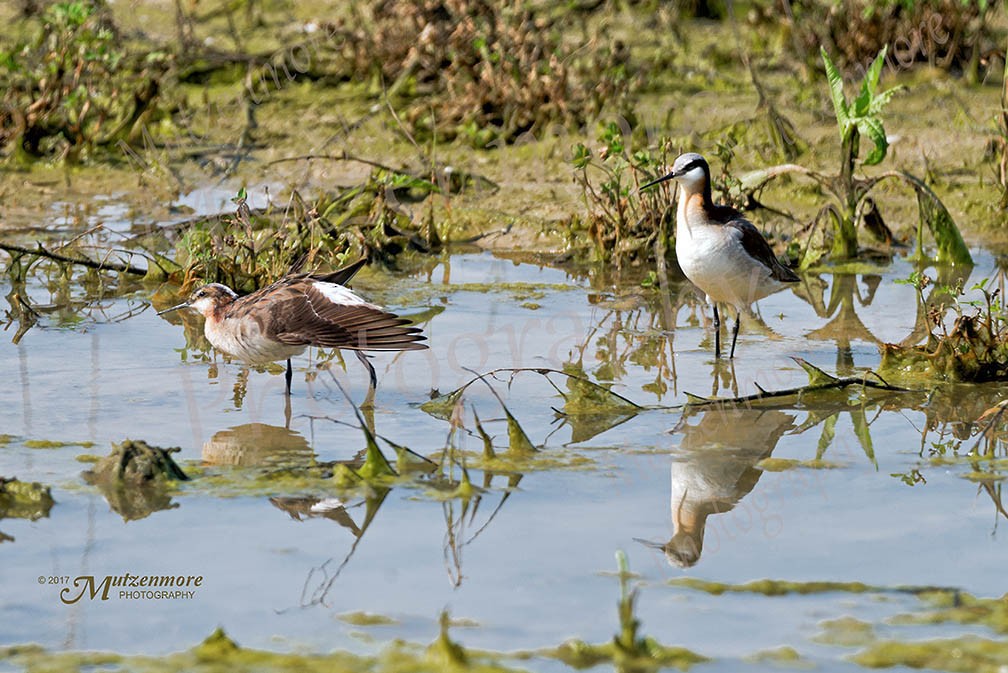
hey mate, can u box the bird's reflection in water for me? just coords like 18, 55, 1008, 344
710, 359, 738, 398
639, 406, 795, 567
201, 422, 315, 468
269, 496, 362, 532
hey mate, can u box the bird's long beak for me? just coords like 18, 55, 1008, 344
156, 301, 189, 316
639, 170, 678, 192
633, 537, 669, 552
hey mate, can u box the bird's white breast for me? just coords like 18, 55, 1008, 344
205, 315, 305, 364
676, 197, 783, 309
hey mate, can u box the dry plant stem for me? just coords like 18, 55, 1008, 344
0, 241, 147, 276
266, 151, 406, 173
682, 373, 912, 409
452, 367, 644, 410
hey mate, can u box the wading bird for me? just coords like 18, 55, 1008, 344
157, 259, 426, 395
642, 152, 799, 358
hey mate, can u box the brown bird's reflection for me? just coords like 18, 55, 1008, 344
269, 496, 361, 532
285, 488, 392, 609
201, 423, 315, 468
638, 406, 795, 567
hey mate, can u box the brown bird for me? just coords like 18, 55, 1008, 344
158, 259, 426, 395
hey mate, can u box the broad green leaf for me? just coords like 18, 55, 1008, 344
854, 46, 888, 116
913, 181, 973, 265
857, 116, 888, 166
820, 47, 850, 139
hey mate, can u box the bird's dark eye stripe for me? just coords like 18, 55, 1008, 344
680, 159, 705, 173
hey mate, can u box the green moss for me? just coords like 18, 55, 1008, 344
24, 439, 96, 449
0, 478, 55, 521
890, 590, 1008, 635
756, 457, 844, 471
812, 617, 875, 647
549, 638, 707, 671
962, 471, 1006, 483
338, 612, 398, 627
0, 626, 526, 673
854, 637, 1008, 673
668, 577, 875, 596
745, 646, 809, 666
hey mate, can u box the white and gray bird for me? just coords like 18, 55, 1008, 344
642, 152, 799, 358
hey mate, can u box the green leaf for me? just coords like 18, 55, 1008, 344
849, 408, 878, 468
868, 86, 901, 117
912, 181, 973, 266
793, 357, 838, 386
420, 388, 464, 420
355, 428, 396, 481
505, 407, 537, 454
856, 116, 888, 166
471, 406, 496, 460
854, 46, 888, 117
820, 47, 850, 139
815, 414, 838, 460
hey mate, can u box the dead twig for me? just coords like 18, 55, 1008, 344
0, 241, 147, 276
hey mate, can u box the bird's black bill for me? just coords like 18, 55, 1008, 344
156, 302, 189, 316
639, 171, 677, 192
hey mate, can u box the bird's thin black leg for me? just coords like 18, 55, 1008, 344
730, 311, 741, 359
355, 350, 377, 408
285, 358, 293, 396
713, 304, 721, 359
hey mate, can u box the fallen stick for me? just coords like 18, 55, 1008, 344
0, 241, 147, 276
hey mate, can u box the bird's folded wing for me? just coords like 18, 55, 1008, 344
269, 286, 426, 351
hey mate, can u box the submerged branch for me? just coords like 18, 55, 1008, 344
0, 241, 147, 276
681, 358, 916, 409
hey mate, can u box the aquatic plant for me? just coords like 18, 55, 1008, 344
554, 551, 709, 670
176, 176, 436, 293
570, 124, 678, 266
0, 0, 173, 161
882, 273, 1008, 382
0, 476, 54, 522
81, 439, 188, 521
741, 47, 971, 266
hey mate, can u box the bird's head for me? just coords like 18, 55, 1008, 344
157, 283, 238, 318
640, 152, 710, 193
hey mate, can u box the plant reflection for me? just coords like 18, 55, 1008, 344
3, 262, 146, 345
895, 386, 1008, 530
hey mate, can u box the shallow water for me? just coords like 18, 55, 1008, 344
2, 248, 1007, 669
